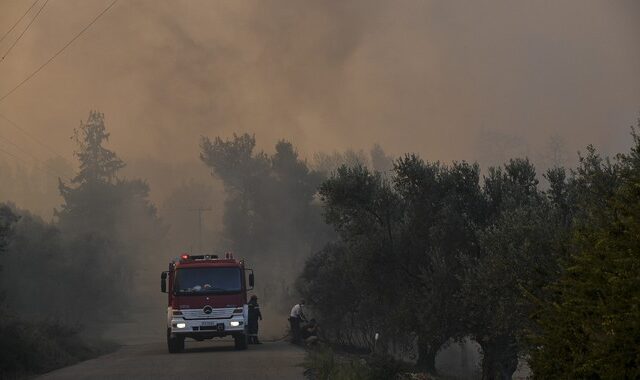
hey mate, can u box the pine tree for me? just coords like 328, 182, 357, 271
56, 111, 126, 234
71, 111, 124, 185
54, 111, 165, 319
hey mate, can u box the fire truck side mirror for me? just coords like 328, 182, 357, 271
249, 273, 255, 288
161, 271, 168, 293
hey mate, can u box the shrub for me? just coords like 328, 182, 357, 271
303, 345, 402, 380
0, 318, 115, 378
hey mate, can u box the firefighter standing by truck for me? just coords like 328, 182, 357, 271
248, 295, 262, 344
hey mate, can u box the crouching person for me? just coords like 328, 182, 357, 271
301, 318, 319, 346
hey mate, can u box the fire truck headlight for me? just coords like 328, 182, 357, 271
230, 321, 240, 327
176, 322, 186, 329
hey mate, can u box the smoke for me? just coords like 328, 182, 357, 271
0, 0, 637, 169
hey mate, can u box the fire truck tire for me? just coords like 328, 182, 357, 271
167, 329, 185, 353
234, 333, 248, 350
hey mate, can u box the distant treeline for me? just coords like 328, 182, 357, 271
298, 124, 640, 378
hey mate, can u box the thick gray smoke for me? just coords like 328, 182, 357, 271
0, 0, 638, 168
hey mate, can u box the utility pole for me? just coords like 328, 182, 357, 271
189, 207, 211, 253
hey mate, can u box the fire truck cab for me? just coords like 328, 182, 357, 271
160, 253, 254, 353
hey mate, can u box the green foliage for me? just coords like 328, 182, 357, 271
459, 158, 571, 378
301, 151, 590, 378
367, 354, 406, 380
0, 208, 69, 317
0, 317, 115, 378
303, 346, 402, 380
313, 164, 405, 350
530, 130, 640, 379
297, 243, 362, 343
303, 156, 489, 371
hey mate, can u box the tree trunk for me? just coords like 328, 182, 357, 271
416, 336, 443, 373
479, 336, 519, 380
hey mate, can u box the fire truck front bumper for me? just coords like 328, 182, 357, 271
169, 317, 246, 336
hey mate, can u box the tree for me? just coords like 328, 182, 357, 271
395, 157, 486, 371
0, 206, 71, 318
530, 131, 640, 378
71, 111, 124, 184
55, 111, 165, 319
307, 156, 485, 372
297, 242, 363, 345
313, 164, 404, 350
200, 134, 328, 310
463, 205, 557, 379
57, 111, 126, 234
459, 158, 574, 379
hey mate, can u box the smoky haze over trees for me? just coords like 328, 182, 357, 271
55, 111, 167, 316
1, 1, 638, 170
199, 134, 329, 310
1, 111, 166, 321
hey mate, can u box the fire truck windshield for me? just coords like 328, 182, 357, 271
174, 267, 242, 295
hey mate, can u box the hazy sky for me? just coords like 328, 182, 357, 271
0, 0, 639, 167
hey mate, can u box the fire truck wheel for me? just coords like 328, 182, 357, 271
234, 333, 248, 350
167, 329, 185, 353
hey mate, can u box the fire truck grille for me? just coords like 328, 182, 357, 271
181, 308, 235, 320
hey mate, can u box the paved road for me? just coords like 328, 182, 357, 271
39, 340, 305, 380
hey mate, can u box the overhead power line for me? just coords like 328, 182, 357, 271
0, 145, 61, 179
0, 0, 119, 104
1, 0, 50, 62
0, 133, 44, 163
0, 0, 40, 46
0, 133, 67, 178
0, 113, 66, 160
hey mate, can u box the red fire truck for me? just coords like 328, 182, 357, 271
160, 253, 254, 353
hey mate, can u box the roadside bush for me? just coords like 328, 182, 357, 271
0, 317, 115, 378
303, 345, 402, 380
367, 353, 405, 380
